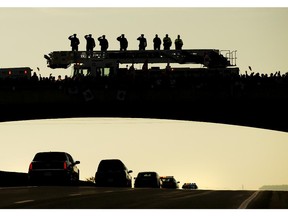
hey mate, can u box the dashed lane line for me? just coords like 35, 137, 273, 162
0, 186, 38, 190
69, 193, 82, 197
14, 200, 35, 204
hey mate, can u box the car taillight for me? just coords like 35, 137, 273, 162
64, 162, 67, 170
29, 163, 33, 171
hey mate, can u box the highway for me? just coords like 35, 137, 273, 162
1, 186, 286, 209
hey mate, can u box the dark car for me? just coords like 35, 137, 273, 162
134, 171, 161, 188
28, 151, 80, 185
182, 183, 198, 190
160, 176, 180, 189
95, 159, 132, 187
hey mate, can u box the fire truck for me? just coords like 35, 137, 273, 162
0, 67, 32, 80
44, 49, 239, 78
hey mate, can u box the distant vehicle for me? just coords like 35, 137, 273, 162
134, 171, 161, 188
160, 176, 180, 189
182, 183, 198, 190
28, 151, 80, 185
95, 159, 133, 187
0, 67, 32, 80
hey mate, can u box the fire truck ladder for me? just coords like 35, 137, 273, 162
44, 49, 235, 69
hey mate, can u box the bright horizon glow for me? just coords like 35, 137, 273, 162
1, 117, 288, 190
3, 0, 288, 7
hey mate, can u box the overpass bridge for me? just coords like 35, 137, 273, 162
0, 88, 286, 133
1, 49, 287, 133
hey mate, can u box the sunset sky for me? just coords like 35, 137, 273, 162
1, 117, 288, 190
0, 2, 288, 78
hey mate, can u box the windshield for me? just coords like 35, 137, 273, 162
33, 152, 67, 162
138, 173, 156, 178
98, 160, 126, 171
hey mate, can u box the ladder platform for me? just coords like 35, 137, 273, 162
44, 49, 236, 69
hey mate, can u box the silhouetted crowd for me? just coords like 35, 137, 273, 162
1, 68, 288, 100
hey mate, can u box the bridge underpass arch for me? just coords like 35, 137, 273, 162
1, 96, 287, 133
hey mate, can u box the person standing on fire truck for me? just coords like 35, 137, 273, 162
68, 33, 80, 51
85, 34, 96, 57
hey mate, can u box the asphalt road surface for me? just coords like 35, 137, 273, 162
0, 186, 287, 209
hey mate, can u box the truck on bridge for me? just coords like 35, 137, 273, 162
0, 67, 32, 80
44, 49, 239, 78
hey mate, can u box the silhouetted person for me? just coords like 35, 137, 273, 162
153, 34, 161, 50
142, 59, 148, 71
117, 34, 128, 51
163, 34, 172, 50
57, 75, 62, 81
98, 35, 109, 51
175, 35, 183, 50
68, 34, 80, 51
165, 63, 172, 73
84, 34, 96, 57
137, 34, 147, 50
31, 72, 39, 82
128, 63, 136, 81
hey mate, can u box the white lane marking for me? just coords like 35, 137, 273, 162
69, 193, 81, 197
14, 200, 34, 204
0, 186, 38, 190
238, 191, 259, 209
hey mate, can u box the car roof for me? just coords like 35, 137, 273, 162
138, 171, 158, 174
97, 159, 127, 170
36, 151, 68, 154
99, 159, 124, 165
100, 159, 123, 162
33, 152, 68, 161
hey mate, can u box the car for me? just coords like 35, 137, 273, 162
182, 182, 198, 190
28, 151, 80, 185
95, 159, 133, 187
134, 171, 161, 188
160, 176, 180, 189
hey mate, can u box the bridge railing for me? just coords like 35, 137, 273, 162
220, 50, 237, 66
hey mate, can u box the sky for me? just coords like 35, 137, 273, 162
0, 2, 288, 78
1, 117, 288, 190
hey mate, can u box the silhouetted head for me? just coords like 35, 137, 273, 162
74, 34, 77, 37
121, 34, 125, 37
155, 34, 158, 37
103, 35, 105, 38
166, 34, 168, 37
177, 35, 180, 38
89, 34, 92, 37
141, 34, 144, 37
